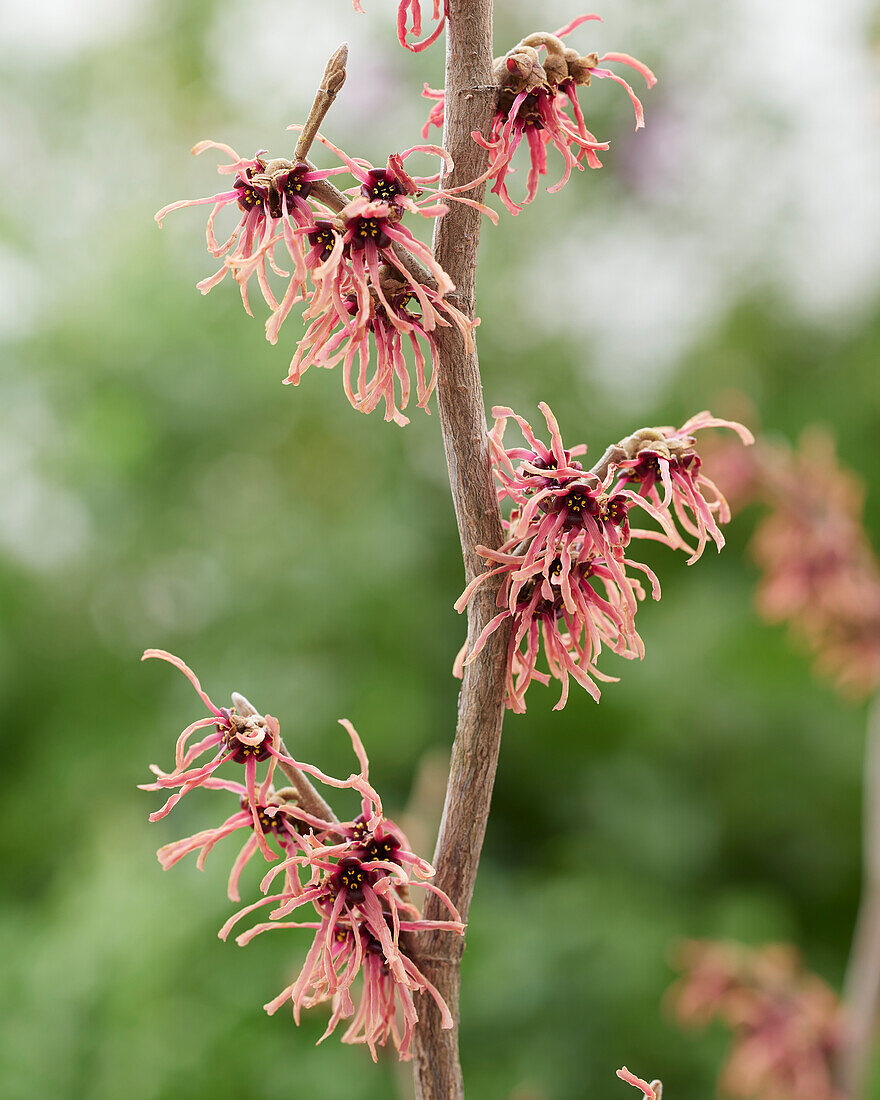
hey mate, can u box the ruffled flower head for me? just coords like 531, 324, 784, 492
155, 143, 343, 315
614, 411, 755, 564
142, 653, 462, 1060
423, 14, 656, 214
220, 741, 463, 1061
455, 404, 753, 710
157, 130, 486, 426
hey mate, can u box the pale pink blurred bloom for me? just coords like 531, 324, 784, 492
617, 1067, 660, 1099
455, 404, 751, 710
422, 15, 655, 215
744, 430, 880, 699
352, 0, 446, 53
669, 941, 845, 1100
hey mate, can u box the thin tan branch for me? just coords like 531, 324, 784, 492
294, 43, 349, 163
231, 691, 337, 823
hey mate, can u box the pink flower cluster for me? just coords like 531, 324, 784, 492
141, 650, 463, 1060
669, 941, 844, 1100
423, 15, 655, 214
454, 405, 753, 711
156, 139, 480, 425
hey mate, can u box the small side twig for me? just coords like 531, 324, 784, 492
294, 43, 349, 164
296, 45, 440, 293
231, 691, 338, 823
589, 442, 630, 482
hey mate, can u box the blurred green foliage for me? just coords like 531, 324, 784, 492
1, 2, 879, 1098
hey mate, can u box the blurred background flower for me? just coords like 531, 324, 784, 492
1, 0, 879, 1098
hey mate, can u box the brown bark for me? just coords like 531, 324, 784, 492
410, 1, 503, 1098
840, 693, 880, 1098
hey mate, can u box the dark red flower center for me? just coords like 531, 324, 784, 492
602, 496, 628, 525
308, 224, 338, 262
282, 167, 313, 202
224, 726, 271, 764
241, 799, 286, 835
333, 857, 372, 902
363, 170, 403, 204
364, 835, 401, 864
630, 454, 664, 481
561, 487, 596, 517
350, 217, 391, 250
348, 816, 371, 843
235, 182, 264, 212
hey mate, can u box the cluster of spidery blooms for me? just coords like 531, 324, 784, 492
668, 941, 844, 1100
156, 16, 655, 426
156, 136, 480, 426
141, 650, 463, 1061
741, 430, 880, 699
454, 404, 753, 711
423, 15, 655, 214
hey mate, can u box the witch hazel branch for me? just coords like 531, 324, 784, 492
145, 5, 751, 1096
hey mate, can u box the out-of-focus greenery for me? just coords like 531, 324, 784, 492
1, 2, 879, 1098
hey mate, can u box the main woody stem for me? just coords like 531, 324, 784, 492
409, 1, 503, 1097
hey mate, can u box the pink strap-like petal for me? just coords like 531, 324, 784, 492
616, 1067, 658, 1100
142, 649, 223, 717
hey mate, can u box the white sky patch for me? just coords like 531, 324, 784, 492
0, 0, 144, 61
3, 0, 879, 402
209, 0, 402, 136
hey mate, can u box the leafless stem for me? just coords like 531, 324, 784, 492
589, 442, 630, 481
294, 43, 349, 164
840, 692, 880, 1098
409, 1, 501, 1098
